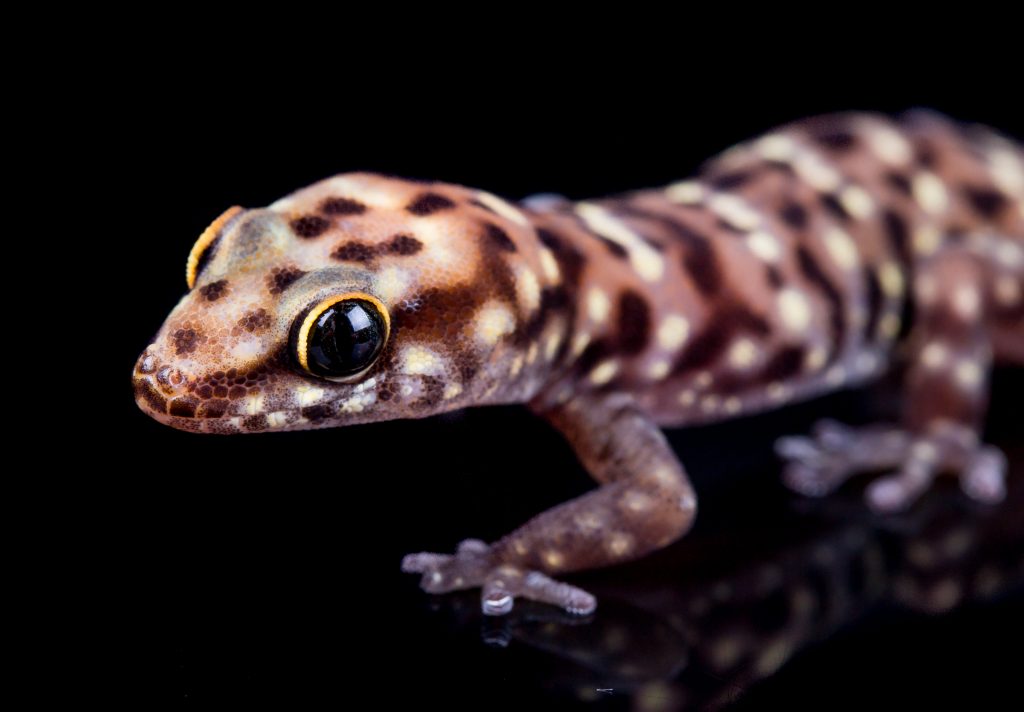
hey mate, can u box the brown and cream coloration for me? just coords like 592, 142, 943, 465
134, 112, 1023, 616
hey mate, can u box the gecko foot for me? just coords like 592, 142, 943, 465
401, 538, 597, 616
775, 420, 1007, 513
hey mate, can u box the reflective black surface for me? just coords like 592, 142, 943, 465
109, 68, 1022, 709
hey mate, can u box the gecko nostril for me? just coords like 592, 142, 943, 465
136, 349, 157, 375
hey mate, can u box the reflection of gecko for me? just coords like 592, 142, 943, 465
133, 111, 1023, 616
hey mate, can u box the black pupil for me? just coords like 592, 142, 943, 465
306, 300, 385, 378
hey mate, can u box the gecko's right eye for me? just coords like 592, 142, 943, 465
291, 293, 390, 382
186, 206, 244, 289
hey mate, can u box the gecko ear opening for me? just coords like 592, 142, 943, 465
290, 293, 390, 382
186, 206, 245, 289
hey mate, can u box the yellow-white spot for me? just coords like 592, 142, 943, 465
543, 550, 565, 569
952, 285, 981, 319
229, 337, 263, 361
767, 382, 790, 402
954, 360, 983, 388
577, 202, 665, 282
805, 346, 827, 371
912, 225, 942, 256
575, 512, 603, 533
526, 342, 540, 365
878, 262, 905, 298
267, 411, 288, 428
622, 490, 653, 512
756, 134, 798, 161
823, 227, 859, 270
795, 152, 842, 192
825, 365, 846, 386
777, 288, 812, 332
695, 371, 713, 388
879, 313, 901, 339
608, 533, 633, 557
589, 360, 619, 385
912, 172, 949, 214
515, 265, 541, 313
652, 465, 679, 487
988, 148, 1024, 195
708, 193, 761, 231
539, 248, 561, 282
656, 314, 690, 351
325, 176, 404, 209
443, 382, 463, 400
474, 301, 515, 345
401, 344, 446, 376
509, 354, 524, 377
839, 185, 875, 219
373, 266, 413, 303
701, 395, 721, 413
727, 338, 759, 369
297, 385, 325, 407
646, 358, 671, 380
995, 241, 1023, 268
570, 332, 591, 357
861, 122, 913, 166
245, 392, 264, 416
475, 190, 529, 226
665, 180, 705, 204
586, 286, 611, 324
747, 230, 782, 262
912, 441, 939, 463
544, 328, 563, 361
678, 389, 697, 406
724, 397, 742, 414
995, 276, 1021, 305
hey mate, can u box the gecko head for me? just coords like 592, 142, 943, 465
133, 173, 565, 434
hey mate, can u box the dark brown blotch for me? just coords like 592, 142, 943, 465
199, 279, 229, 302
169, 397, 198, 418
301, 405, 334, 422
320, 197, 367, 215
386, 234, 423, 255
238, 308, 272, 333
963, 186, 1007, 218
616, 290, 650, 354
135, 379, 167, 413
331, 241, 377, 263
882, 209, 911, 264
820, 193, 850, 222
172, 327, 201, 355
484, 223, 517, 252
780, 201, 809, 230
406, 192, 456, 216
268, 266, 307, 295
815, 130, 857, 151
291, 215, 331, 238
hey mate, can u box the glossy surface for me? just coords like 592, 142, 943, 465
301, 300, 387, 379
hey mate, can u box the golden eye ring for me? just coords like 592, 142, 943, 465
186, 206, 244, 289
292, 292, 390, 381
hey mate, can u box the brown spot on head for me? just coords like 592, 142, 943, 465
815, 130, 857, 151
320, 197, 367, 215
172, 327, 202, 355
291, 215, 331, 238
268, 266, 307, 295
406, 192, 456, 216
779, 201, 808, 230
238, 308, 271, 333
963, 186, 1007, 219
484, 222, 517, 252
386, 234, 423, 255
331, 241, 377, 263
617, 290, 650, 354
199, 279, 229, 302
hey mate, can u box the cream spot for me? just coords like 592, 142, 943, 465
577, 202, 665, 282
646, 358, 671, 380
589, 360, 619, 385
995, 241, 1023, 268
988, 148, 1024, 195
678, 389, 697, 407
912, 172, 949, 214
805, 346, 828, 371
586, 286, 611, 324
539, 248, 561, 282
474, 301, 516, 345
339, 391, 376, 414
543, 550, 565, 569
665, 180, 705, 204
245, 392, 264, 416
267, 411, 288, 428
747, 230, 782, 262
794, 152, 842, 192
995, 276, 1021, 305
878, 262, 905, 298
443, 382, 463, 400
695, 371, 713, 388
401, 345, 446, 376
767, 382, 790, 402
825, 366, 845, 386
916, 274, 939, 304
727, 338, 759, 369
325, 176, 404, 209
544, 328, 563, 361
700, 395, 721, 413
570, 332, 591, 358
922, 342, 949, 369
608, 533, 633, 557
374, 266, 414, 303
475, 190, 529, 226
508, 354, 524, 377
777, 288, 812, 332
838, 185, 875, 219
912, 225, 942, 256
575, 512, 603, 533
951, 285, 981, 319
856, 352, 879, 375
756, 134, 798, 161
954, 360, 983, 389
297, 385, 325, 407
656, 314, 690, 351
622, 491, 654, 513
526, 342, 540, 365
724, 397, 742, 414
515, 265, 541, 313
879, 313, 902, 339
652, 465, 678, 487
912, 441, 939, 463
229, 337, 263, 361
823, 227, 859, 270
708, 193, 761, 231
861, 122, 913, 166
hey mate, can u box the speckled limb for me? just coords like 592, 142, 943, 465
779, 243, 1020, 511
402, 394, 697, 615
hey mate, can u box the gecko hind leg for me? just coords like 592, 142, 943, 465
777, 242, 1017, 513
401, 394, 697, 616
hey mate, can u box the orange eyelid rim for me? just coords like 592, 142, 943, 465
186, 206, 245, 289
296, 292, 391, 374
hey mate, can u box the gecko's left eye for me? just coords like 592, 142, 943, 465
186, 206, 244, 289
292, 293, 390, 381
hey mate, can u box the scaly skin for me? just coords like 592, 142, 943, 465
134, 111, 1024, 615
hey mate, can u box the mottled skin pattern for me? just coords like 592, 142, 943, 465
134, 111, 1024, 616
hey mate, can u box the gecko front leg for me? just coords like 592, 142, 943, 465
401, 394, 697, 615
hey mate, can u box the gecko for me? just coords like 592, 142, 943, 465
133, 111, 1024, 617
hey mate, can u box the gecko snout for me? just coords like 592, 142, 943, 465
132, 348, 197, 420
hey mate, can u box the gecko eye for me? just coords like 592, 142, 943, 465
292, 293, 390, 381
186, 206, 244, 289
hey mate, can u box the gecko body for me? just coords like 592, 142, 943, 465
134, 112, 1024, 615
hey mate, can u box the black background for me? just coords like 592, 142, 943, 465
106, 46, 1023, 709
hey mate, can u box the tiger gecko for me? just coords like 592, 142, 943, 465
133, 111, 1024, 616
